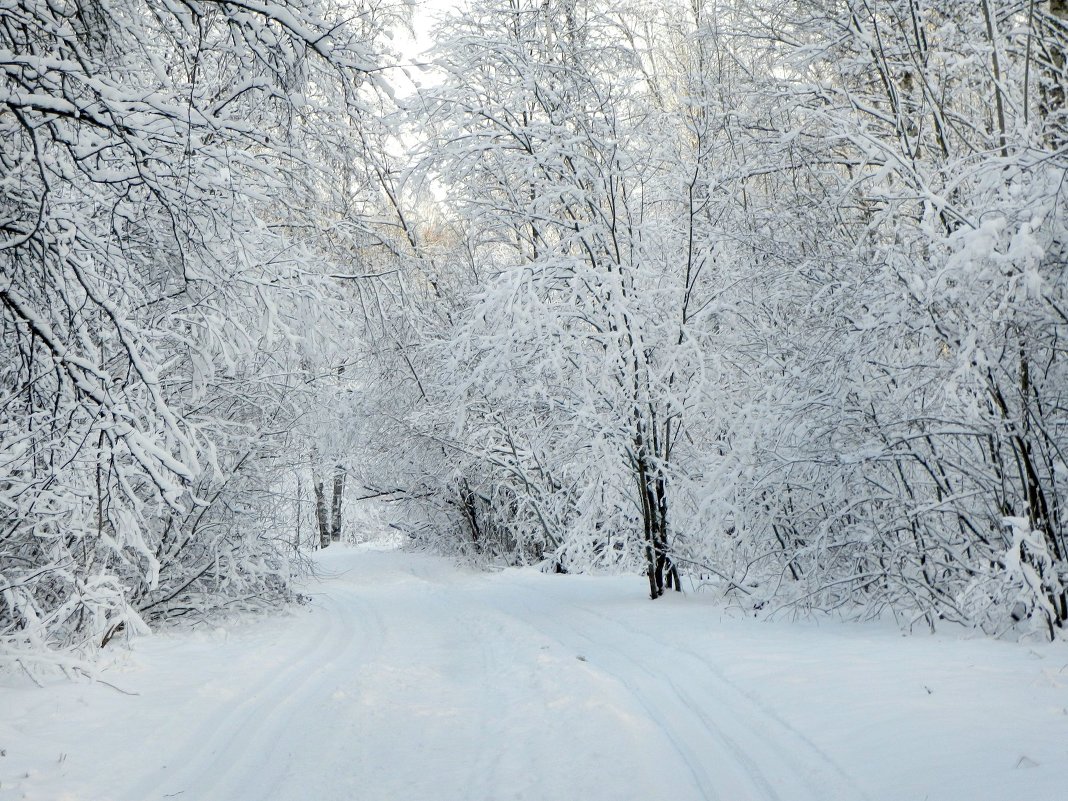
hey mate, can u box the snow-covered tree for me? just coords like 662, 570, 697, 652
0, 0, 396, 662
667, 0, 1068, 634
364, 0, 1068, 636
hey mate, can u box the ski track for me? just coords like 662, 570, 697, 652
12, 548, 1066, 801
210, 586, 374, 801
497, 584, 859, 801
492, 590, 724, 799
118, 553, 867, 801
122, 584, 373, 801
527, 590, 870, 801
27, 549, 897, 801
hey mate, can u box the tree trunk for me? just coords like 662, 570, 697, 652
330, 465, 346, 543
313, 471, 330, 549
637, 447, 675, 599
295, 473, 303, 555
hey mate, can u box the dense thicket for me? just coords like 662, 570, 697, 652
4, 0, 1066, 660
0, 0, 394, 664
362, 0, 1068, 637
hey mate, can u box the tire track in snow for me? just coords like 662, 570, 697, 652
499, 584, 867, 801
495, 590, 728, 800
563, 598, 869, 801
121, 586, 368, 801
504, 592, 783, 800
459, 611, 510, 801
115, 551, 864, 801
206, 586, 382, 801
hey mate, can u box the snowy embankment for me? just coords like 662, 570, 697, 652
2, 545, 1066, 801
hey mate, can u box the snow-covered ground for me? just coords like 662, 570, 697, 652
2, 545, 1067, 801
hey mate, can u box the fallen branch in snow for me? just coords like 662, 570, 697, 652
73, 668, 141, 697
669, 555, 753, 596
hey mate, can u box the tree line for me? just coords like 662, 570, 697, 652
3, 0, 1067, 667
365, 0, 1068, 636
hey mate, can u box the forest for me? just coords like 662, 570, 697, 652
2, 0, 1067, 667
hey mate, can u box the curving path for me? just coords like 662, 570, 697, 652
118, 547, 850, 801
3, 545, 1066, 801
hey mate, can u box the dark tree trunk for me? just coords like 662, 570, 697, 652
638, 449, 675, 599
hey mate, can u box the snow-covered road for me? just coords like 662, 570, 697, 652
3, 545, 1067, 801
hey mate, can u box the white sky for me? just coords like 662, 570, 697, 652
395, 0, 460, 63
386, 0, 459, 98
